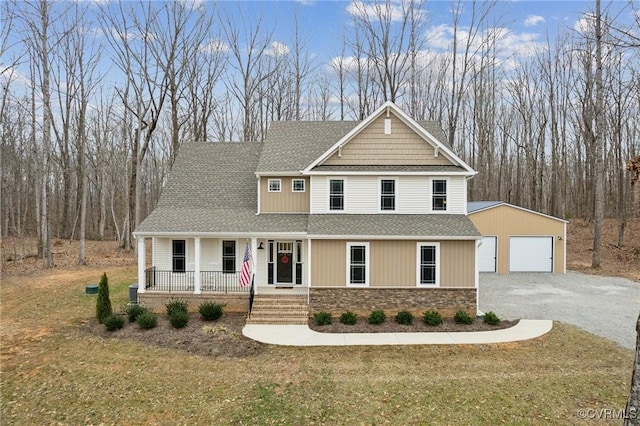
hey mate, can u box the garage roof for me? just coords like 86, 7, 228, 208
467, 201, 568, 223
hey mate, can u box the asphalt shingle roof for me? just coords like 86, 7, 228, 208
307, 214, 480, 238
135, 121, 477, 237
256, 120, 451, 173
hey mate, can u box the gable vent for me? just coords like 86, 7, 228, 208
384, 118, 391, 135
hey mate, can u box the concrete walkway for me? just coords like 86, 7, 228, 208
242, 319, 552, 346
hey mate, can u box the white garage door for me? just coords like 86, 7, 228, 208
479, 236, 497, 272
509, 237, 553, 272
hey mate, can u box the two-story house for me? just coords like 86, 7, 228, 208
133, 101, 482, 322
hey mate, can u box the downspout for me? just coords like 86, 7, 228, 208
475, 238, 482, 317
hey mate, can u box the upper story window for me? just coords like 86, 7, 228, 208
432, 179, 447, 211
172, 240, 186, 273
329, 179, 344, 211
292, 179, 305, 192
380, 179, 396, 211
268, 179, 281, 192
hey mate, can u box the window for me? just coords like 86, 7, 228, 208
172, 240, 186, 273
380, 179, 396, 211
417, 243, 439, 286
292, 179, 305, 192
347, 242, 369, 286
329, 179, 344, 211
222, 240, 236, 273
268, 179, 281, 192
432, 179, 447, 211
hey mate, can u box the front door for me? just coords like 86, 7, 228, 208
276, 242, 293, 285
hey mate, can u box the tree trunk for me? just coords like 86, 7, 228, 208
592, 0, 605, 269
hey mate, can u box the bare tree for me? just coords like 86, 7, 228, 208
220, 6, 275, 141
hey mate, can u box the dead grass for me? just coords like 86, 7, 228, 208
1, 266, 634, 425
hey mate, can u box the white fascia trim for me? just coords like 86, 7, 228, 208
303, 171, 475, 177
134, 232, 308, 239
468, 202, 569, 223
309, 234, 482, 241
256, 172, 304, 177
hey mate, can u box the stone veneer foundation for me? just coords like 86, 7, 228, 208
309, 287, 476, 318
138, 292, 249, 313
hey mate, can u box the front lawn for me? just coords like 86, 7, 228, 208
1, 266, 633, 425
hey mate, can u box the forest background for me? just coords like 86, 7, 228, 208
1, 0, 639, 267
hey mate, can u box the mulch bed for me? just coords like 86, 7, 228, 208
85, 311, 519, 358
309, 317, 519, 333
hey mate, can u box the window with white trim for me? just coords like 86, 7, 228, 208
268, 179, 281, 192
347, 242, 369, 286
432, 179, 447, 211
417, 243, 439, 286
292, 179, 305, 192
329, 179, 344, 211
380, 179, 396, 211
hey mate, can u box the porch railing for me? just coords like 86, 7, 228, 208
143, 268, 250, 293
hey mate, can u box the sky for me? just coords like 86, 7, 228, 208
2, 0, 638, 107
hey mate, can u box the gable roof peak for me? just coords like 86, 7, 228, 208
303, 102, 475, 174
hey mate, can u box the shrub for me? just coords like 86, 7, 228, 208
454, 310, 474, 325
423, 310, 443, 326
96, 272, 113, 324
103, 314, 125, 331
125, 304, 148, 323
199, 302, 226, 321
483, 311, 501, 325
165, 300, 188, 316
395, 310, 414, 325
313, 311, 332, 326
368, 310, 386, 325
137, 311, 158, 329
339, 311, 357, 325
169, 311, 189, 329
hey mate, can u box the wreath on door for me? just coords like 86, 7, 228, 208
281, 255, 289, 264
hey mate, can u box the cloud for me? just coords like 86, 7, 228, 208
524, 15, 545, 27
574, 13, 595, 34
266, 41, 290, 57
346, 0, 422, 23
201, 39, 230, 54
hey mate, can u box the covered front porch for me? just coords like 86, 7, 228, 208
136, 235, 310, 297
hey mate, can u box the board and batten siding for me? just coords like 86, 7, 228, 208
260, 177, 309, 213
309, 175, 466, 214
323, 113, 454, 166
311, 239, 475, 287
469, 205, 566, 274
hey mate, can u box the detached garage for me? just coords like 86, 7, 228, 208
468, 202, 567, 274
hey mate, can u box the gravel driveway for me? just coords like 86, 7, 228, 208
479, 271, 640, 350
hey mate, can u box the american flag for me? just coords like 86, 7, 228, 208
239, 243, 252, 287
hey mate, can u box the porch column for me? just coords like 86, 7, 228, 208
307, 238, 312, 304
194, 237, 201, 294
251, 237, 258, 295
137, 237, 146, 294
